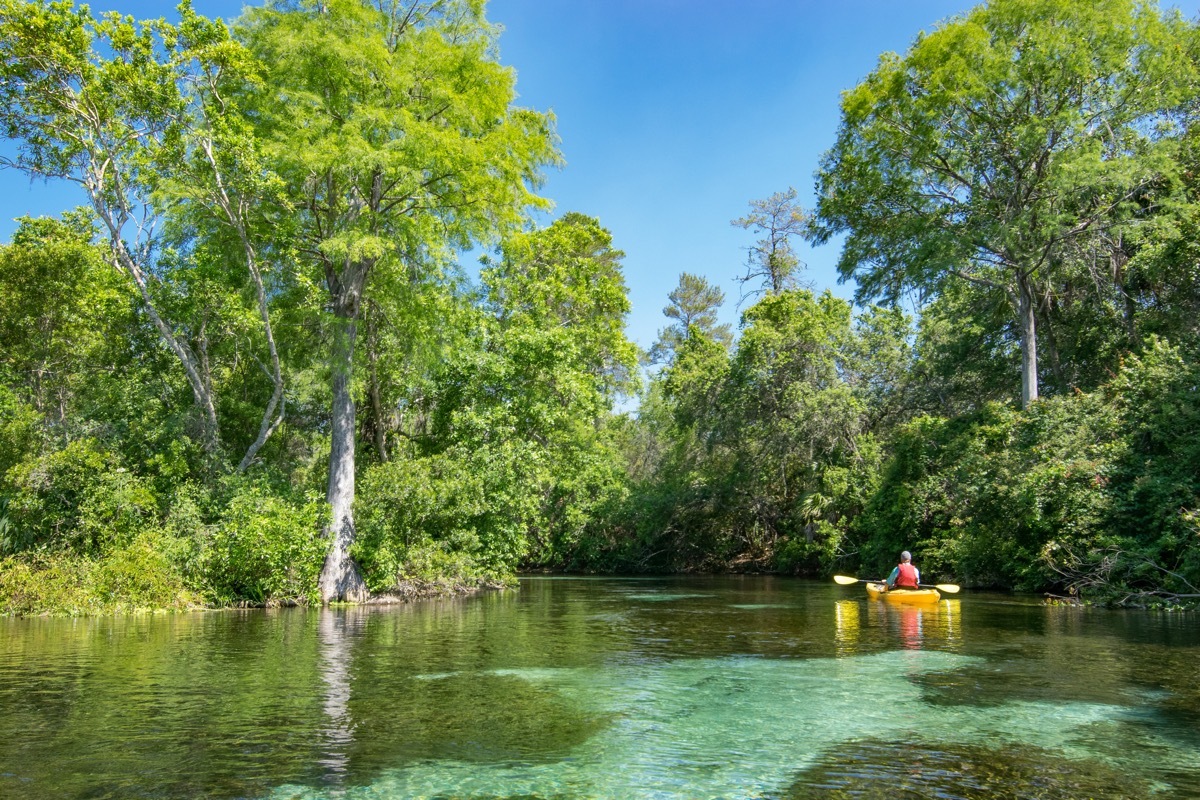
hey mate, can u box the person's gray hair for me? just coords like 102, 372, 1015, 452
900, 551, 912, 562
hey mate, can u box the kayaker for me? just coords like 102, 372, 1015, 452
884, 551, 920, 591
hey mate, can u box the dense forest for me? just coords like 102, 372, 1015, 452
1, 0, 1198, 614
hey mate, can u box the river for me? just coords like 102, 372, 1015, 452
1, 576, 1198, 799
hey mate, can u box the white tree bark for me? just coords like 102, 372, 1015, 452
318, 309, 369, 603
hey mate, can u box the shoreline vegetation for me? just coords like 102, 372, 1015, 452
2, 0, 1199, 616
3, 565, 1198, 617
0, 557, 514, 616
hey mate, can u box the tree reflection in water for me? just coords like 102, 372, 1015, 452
317, 607, 366, 782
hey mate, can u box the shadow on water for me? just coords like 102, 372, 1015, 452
311, 606, 613, 795
776, 738, 1168, 800
0, 601, 613, 800
0, 609, 330, 799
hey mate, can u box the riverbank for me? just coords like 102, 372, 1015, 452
10, 550, 1197, 618
0, 553, 513, 617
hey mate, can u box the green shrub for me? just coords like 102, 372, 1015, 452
850, 339, 1200, 601
1084, 339, 1200, 598
354, 453, 513, 592
0, 381, 38, 484
200, 484, 327, 604
3, 438, 159, 555
775, 521, 843, 574
92, 534, 198, 610
0, 553, 96, 615
0, 537, 200, 616
854, 396, 1121, 591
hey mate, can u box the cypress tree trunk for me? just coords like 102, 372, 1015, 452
318, 291, 369, 603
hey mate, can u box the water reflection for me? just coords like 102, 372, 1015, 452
871, 598, 961, 651
836, 598, 962, 652
1, 579, 1198, 800
834, 600, 860, 656
316, 608, 365, 782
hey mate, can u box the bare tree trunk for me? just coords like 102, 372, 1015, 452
1017, 274, 1039, 410
318, 299, 369, 603
1111, 246, 1140, 350
236, 244, 286, 471
191, 139, 288, 471
199, 167, 286, 470
105, 232, 222, 453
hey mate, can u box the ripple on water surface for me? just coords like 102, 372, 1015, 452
2, 580, 1199, 800
268, 649, 1192, 800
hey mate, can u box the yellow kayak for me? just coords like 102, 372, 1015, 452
866, 582, 941, 604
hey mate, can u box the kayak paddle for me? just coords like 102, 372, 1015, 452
833, 574, 961, 594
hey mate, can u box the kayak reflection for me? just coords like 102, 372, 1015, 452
834, 598, 861, 656
835, 598, 962, 652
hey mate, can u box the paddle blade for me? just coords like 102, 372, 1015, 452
833, 575, 860, 585
935, 583, 961, 594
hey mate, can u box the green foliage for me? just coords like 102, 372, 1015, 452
774, 520, 843, 574
1100, 339, 1200, 594
90, 533, 198, 610
200, 483, 328, 604
354, 454, 513, 590
0, 0, 297, 460
0, 553, 101, 616
421, 325, 630, 570
482, 213, 640, 400
238, 0, 560, 256
812, 0, 1199, 407
3, 438, 159, 556
710, 290, 865, 566
597, 290, 882, 575
232, 0, 562, 599
845, 305, 914, 431
0, 212, 127, 417
853, 398, 1122, 590
0, 381, 39, 488
906, 281, 1020, 414
732, 187, 808, 297
662, 330, 730, 430
0, 0, 568, 613
0, 538, 200, 616
5, 0, 1200, 614
350, 213, 642, 584
849, 339, 1200, 600
649, 272, 733, 365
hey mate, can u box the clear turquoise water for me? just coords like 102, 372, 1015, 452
1, 576, 1198, 799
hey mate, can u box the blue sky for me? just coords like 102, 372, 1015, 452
3, 0, 1196, 353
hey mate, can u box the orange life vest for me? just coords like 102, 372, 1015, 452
895, 562, 919, 589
